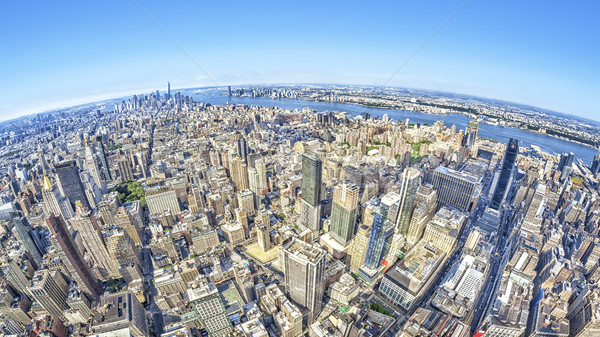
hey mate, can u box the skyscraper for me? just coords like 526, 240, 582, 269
46, 214, 100, 301
37, 144, 48, 173
95, 135, 111, 181
167, 82, 171, 100
42, 173, 74, 220
185, 279, 232, 337
300, 151, 322, 231
231, 156, 249, 191
10, 215, 43, 265
395, 167, 421, 234
237, 189, 255, 215
362, 193, 401, 271
463, 120, 479, 149
27, 270, 70, 321
104, 227, 141, 269
406, 184, 437, 245
255, 159, 268, 191
117, 157, 135, 182
282, 238, 326, 323
248, 167, 262, 208
85, 146, 104, 191
91, 291, 149, 337
234, 132, 248, 163
432, 166, 480, 212
69, 202, 120, 280
558, 152, 574, 180
490, 138, 518, 211
256, 224, 271, 252
348, 224, 370, 273
330, 182, 359, 246
591, 154, 600, 176
114, 207, 143, 247
55, 160, 90, 209
301, 152, 322, 206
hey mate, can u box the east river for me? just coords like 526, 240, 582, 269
184, 89, 600, 164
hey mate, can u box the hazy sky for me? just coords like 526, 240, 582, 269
1, 1, 598, 122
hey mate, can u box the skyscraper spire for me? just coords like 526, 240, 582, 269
42, 172, 53, 190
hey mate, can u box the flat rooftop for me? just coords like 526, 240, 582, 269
283, 238, 325, 263
435, 166, 480, 184
384, 240, 446, 294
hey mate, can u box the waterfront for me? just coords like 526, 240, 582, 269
187, 89, 600, 164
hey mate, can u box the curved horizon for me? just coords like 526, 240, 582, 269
2, 82, 598, 126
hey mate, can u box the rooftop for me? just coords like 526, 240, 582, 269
283, 238, 325, 264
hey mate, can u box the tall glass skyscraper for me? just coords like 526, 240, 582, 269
301, 151, 322, 207
363, 193, 400, 269
330, 182, 359, 246
463, 120, 479, 149
300, 151, 322, 231
395, 167, 421, 234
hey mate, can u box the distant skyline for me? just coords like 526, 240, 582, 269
1, 1, 598, 122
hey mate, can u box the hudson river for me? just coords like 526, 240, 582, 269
186, 90, 600, 164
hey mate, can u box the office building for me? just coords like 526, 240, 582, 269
90, 292, 148, 337
85, 146, 103, 191
301, 151, 322, 207
42, 173, 74, 220
490, 138, 518, 210
521, 183, 547, 235
395, 167, 421, 234
558, 152, 574, 180
299, 152, 323, 231
281, 238, 326, 323
464, 120, 479, 149
256, 159, 269, 191
378, 241, 446, 311
2, 257, 36, 297
422, 206, 467, 252
114, 207, 143, 246
69, 202, 120, 280
145, 187, 181, 217
568, 290, 600, 337
362, 193, 400, 270
348, 224, 370, 273
257, 224, 271, 252
183, 279, 232, 337
234, 132, 248, 163
231, 156, 249, 191
432, 166, 480, 212
95, 135, 111, 181
591, 154, 600, 176
46, 214, 101, 301
406, 184, 437, 245
55, 160, 90, 209
104, 227, 141, 269
329, 182, 359, 246
11, 215, 43, 265
65, 286, 93, 324
27, 270, 70, 322
117, 157, 135, 182
238, 189, 255, 214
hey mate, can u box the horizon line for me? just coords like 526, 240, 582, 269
1, 82, 598, 125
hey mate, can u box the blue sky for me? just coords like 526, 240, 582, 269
1, 1, 598, 122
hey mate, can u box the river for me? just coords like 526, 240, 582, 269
184, 89, 600, 164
